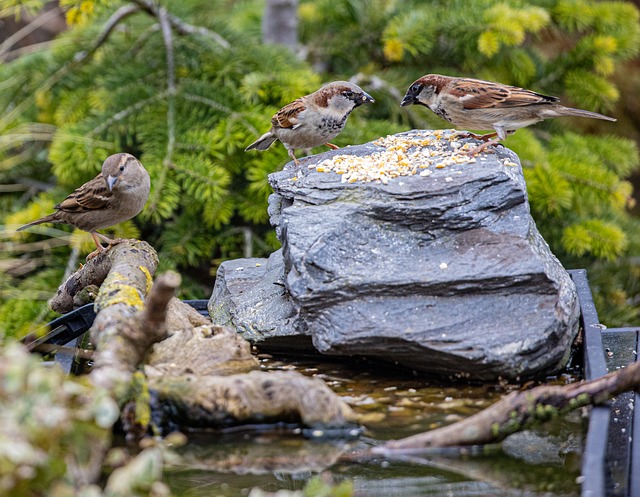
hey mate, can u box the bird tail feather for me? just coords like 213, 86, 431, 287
559, 107, 617, 122
16, 214, 58, 232
245, 132, 278, 151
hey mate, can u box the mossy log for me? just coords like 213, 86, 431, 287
51, 239, 158, 314
149, 370, 358, 430
375, 359, 640, 452
52, 239, 356, 432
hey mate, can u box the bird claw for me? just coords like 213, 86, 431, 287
85, 238, 125, 261
85, 248, 103, 261
463, 140, 500, 156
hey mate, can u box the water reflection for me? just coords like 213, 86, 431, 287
165, 355, 582, 497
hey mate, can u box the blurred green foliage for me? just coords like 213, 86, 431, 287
0, 344, 173, 496
0, 343, 116, 495
1, 0, 639, 337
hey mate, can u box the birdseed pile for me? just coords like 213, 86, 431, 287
311, 130, 480, 184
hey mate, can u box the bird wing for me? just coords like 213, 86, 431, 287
55, 174, 113, 213
272, 98, 305, 129
449, 79, 560, 110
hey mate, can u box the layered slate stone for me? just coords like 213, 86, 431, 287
208, 250, 310, 351
210, 130, 580, 380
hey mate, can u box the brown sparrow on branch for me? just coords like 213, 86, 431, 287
245, 81, 375, 165
18, 153, 150, 258
400, 74, 616, 154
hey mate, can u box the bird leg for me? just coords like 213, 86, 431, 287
460, 129, 515, 156
325, 143, 340, 150
86, 233, 106, 261
463, 138, 503, 156
288, 148, 300, 166
86, 231, 122, 261
95, 232, 113, 243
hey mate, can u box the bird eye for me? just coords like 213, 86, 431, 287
343, 90, 354, 98
411, 84, 421, 93
119, 165, 125, 172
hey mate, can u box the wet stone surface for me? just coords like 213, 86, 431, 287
209, 129, 580, 381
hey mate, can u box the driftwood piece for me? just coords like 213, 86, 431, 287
51, 239, 356, 432
147, 324, 260, 376
51, 239, 157, 313
150, 370, 358, 429
78, 240, 162, 390
165, 297, 210, 330
375, 359, 640, 452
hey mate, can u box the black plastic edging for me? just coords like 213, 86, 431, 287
632, 390, 640, 497
568, 270, 609, 497
568, 269, 607, 380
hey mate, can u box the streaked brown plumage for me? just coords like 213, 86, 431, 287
245, 81, 375, 165
400, 74, 616, 154
18, 153, 150, 258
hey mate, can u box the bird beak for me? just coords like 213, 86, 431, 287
361, 92, 375, 104
107, 175, 118, 191
400, 93, 416, 107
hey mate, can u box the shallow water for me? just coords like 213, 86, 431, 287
165, 354, 583, 497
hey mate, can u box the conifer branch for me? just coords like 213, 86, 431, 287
0, 4, 141, 134
130, 0, 230, 49
0, 40, 56, 59
158, 6, 176, 167
0, 7, 62, 62
72, 4, 141, 65
182, 93, 261, 135
89, 93, 167, 137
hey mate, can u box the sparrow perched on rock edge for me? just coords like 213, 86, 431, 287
245, 81, 375, 165
18, 153, 150, 259
400, 74, 616, 155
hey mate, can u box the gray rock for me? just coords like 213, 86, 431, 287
208, 250, 311, 351
210, 130, 580, 380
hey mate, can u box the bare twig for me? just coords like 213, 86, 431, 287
130, 0, 230, 49
31, 343, 94, 361
0, 4, 140, 134
157, 6, 176, 167
88, 93, 167, 137
374, 360, 640, 453
72, 5, 141, 65
0, 236, 73, 253
0, 7, 62, 62
0, 39, 58, 60
141, 271, 181, 342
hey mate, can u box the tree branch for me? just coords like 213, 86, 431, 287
0, 4, 140, 134
0, 7, 63, 62
130, 0, 230, 49
374, 359, 640, 453
72, 4, 141, 65
157, 6, 176, 167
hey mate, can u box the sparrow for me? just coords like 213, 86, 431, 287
400, 74, 616, 154
18, 153, 150, 258
245, 81, 375, 165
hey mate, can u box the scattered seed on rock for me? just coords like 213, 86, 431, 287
311, 131, 488, 184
